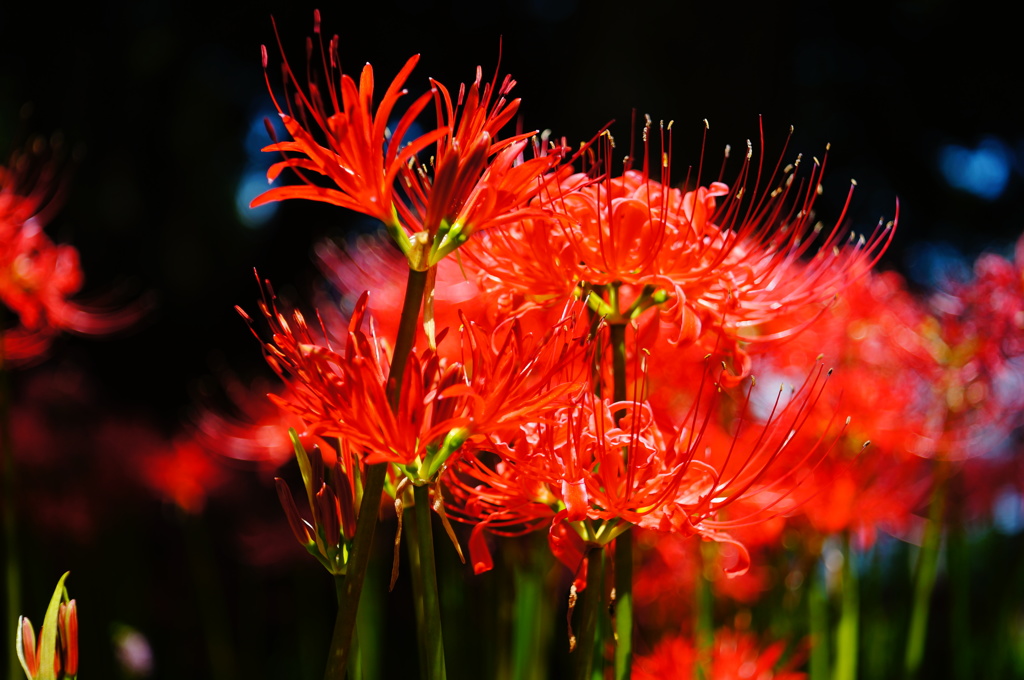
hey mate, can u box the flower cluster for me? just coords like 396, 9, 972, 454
0, 142, 141, 365
249, 13, 896, 598
246, 12, 903, 679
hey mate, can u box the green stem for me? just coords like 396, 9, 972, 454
1, 348, 22, 680
404, 492, 429, 679
947, 523, 970, 680
510, 541, 551, 680
904, 465, 947, 680
333, 575, 362, 680
573, 546, 606, 680
609, 321, 633, 680
386, 268, 430, 412
694, 544, 714, 680
834, 536, 859, 680
406, 484, 446, 680
613, 531, 633, 680
808, 557, 829, 680
324, 267, 428, 680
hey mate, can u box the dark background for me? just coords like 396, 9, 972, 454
1, 1, 1020, 677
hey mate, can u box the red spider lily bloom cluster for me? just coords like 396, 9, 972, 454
0, 143, 141, 365
463, 124, 895, 381
247, 285, 589, 475
744, 241, 1024, 549
746, 269, 939, 547
249, 12, 898, 598
252, 10, 570, 270
445, 362, 839, 580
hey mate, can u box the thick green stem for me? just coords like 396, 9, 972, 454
386, 269, 430, 412
406, 484, 446, 680
510, 541, 551, 680
324, 267, 428, 680
609, 321, 633, 680
404, 511, 429, 680
613, 531, 633, 680
904, 466, 947, 680
325, 464, 385, 680
834, 536, 859, 680
573, 546, 606, 680
334, 575, 362, 680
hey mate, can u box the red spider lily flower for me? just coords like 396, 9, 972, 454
463, 121, 896, 381
244, 282, 588, 479
796, 451, 933, 547
750, 268, 989, 543
908, 237, 1024, 460
444, 443, 562, 574
633, 627, 806, 680
0, 143, 144, 365
933, 234, 1024, 371
252, 11, 569, 269
445, 358, 838, 583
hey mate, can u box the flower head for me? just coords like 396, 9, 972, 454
0, 141, 144, 365
245, 281, 588, 480
446, 357, 838, 581
253, 11, 568, 269
463, 120, 896, 381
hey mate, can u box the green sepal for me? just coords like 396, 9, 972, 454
289, 429, 316, 510
624, 284, 670, 320
384, 209, 410, 259
426, 427, 470, 480
430, 222, 469, 265
582, 287, 614, 318
39, 571, 70, 680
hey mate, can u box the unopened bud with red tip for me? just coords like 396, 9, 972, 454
315, 483, 342, 561
16, 616, 40, 678
275, 477, 316, 548
58, 600, 78, 678
333, 461, 357, 540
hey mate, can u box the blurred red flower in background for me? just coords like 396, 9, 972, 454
633, 627, 806, 680
0, 141, 144, 365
